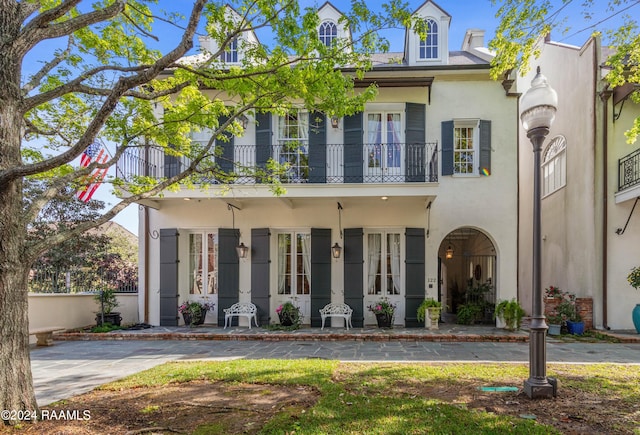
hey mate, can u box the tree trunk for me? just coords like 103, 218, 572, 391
0, 2, 39, 422
0, 268, 37, 422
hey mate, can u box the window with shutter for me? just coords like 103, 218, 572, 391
441, 119, 491, 176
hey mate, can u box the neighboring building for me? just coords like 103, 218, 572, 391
516, 35, 640, 330
120, 1, 519, 327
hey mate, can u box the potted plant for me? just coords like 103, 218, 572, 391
178, 300, 214, 327
546, 312, 563, 336
94, 288, 122, 326
494, 299, 525, 331
417, 298, 442, 330
276, 301, 302, 328
628, 266, 640, 333
556, 297, 583, 335
368, 298, 396, 328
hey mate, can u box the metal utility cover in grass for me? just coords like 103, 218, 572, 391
478, 386, 519, 392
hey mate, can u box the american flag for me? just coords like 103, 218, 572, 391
79, 141, 101, 167
76, 142, 109, 202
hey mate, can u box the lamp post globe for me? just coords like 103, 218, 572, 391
520, 66, 558, 399
520, 67, 558, 133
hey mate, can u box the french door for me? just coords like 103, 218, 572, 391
365, 112, 403, 182
276, 111, 309, 182
364, 231, 404, 325
273, 232, 311, 323
187, 232, 218, 323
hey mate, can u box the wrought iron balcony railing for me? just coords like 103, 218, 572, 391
619, 147, 640, 192
116, 142, 439, 186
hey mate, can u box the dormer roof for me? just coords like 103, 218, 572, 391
404, 0, 452, 66
317, 1, 352, 45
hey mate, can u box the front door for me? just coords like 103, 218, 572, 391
272, 232, 311, 323
363, 231, 404, 325
364, 112, 404, 182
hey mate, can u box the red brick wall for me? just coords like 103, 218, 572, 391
544, 297, 593, 330
576, 298, 593, 330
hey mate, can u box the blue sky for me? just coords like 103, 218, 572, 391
23, 1, 639, 236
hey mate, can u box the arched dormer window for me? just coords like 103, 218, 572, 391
221, 37, 238, 63
319, 21, 337, 47
419, 19, 438, 59
542, 135, 567, 197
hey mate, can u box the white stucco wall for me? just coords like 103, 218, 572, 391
516, 39, 602, 324
139, 72, 519, 326
28, 293, 138, 343
136, 55, 520, 326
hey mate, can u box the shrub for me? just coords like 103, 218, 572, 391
494, 299, 525, 331
456, 304, 483, 325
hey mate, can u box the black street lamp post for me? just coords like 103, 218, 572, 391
520, 67, 558, 399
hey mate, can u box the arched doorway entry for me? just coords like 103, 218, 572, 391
439, 228, 497, 324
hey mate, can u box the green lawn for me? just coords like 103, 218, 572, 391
102, 360, 640, 434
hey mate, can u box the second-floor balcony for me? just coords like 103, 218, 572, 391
619, 147, 640, 192
117, 142, 439, 187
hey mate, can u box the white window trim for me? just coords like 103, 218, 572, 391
364, 110, 404, 141
275, 110, 309, 144
220, 37, 240, 64
319, 20, 337, 47
185, 230, 218, 295
417, 17, 440, 62
542, 135, 567, 198
270, 229, 312, 297
363, 228, 405, 297
452, 119, 480, 177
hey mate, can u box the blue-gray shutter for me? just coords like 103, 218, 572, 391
441, 121, 454, 176
343, 113, 363, 183
344, 228, 364, 327
405, 103, 426, 182
218, 115, 235, 175
405, 228, 425, 327
255, 112, 272, 172
308, 112, 327, 183
251, 228, 271, 325
479, 120, 491, 175
159, 228, 179, 326
164, 147, 180, 178
310, 228, 331, 327
217, 228, 240, 326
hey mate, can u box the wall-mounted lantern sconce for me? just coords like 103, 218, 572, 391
331, 116, 339, 129
236, 242, 249, 259
238, 114, 249, 129
445, 245, 454, 259
331, 242, 342, 259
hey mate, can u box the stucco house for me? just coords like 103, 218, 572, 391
516, 34, 640, 330
120, 1, 520, 327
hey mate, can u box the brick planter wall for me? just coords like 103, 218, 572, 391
544, 298, 561, 318
576, 298, 593, 330
544, 297, 593, 331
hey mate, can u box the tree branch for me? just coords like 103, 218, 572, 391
20, 0, 81, 33
22, 64, 150, 112
121, 10, 159, 42
21, 36, 74, 95
23, 118, 58, 137
39, 80, 192, 101
26, 106, 251, 260
16, 1, 125, 58
0, 0, 207, 187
